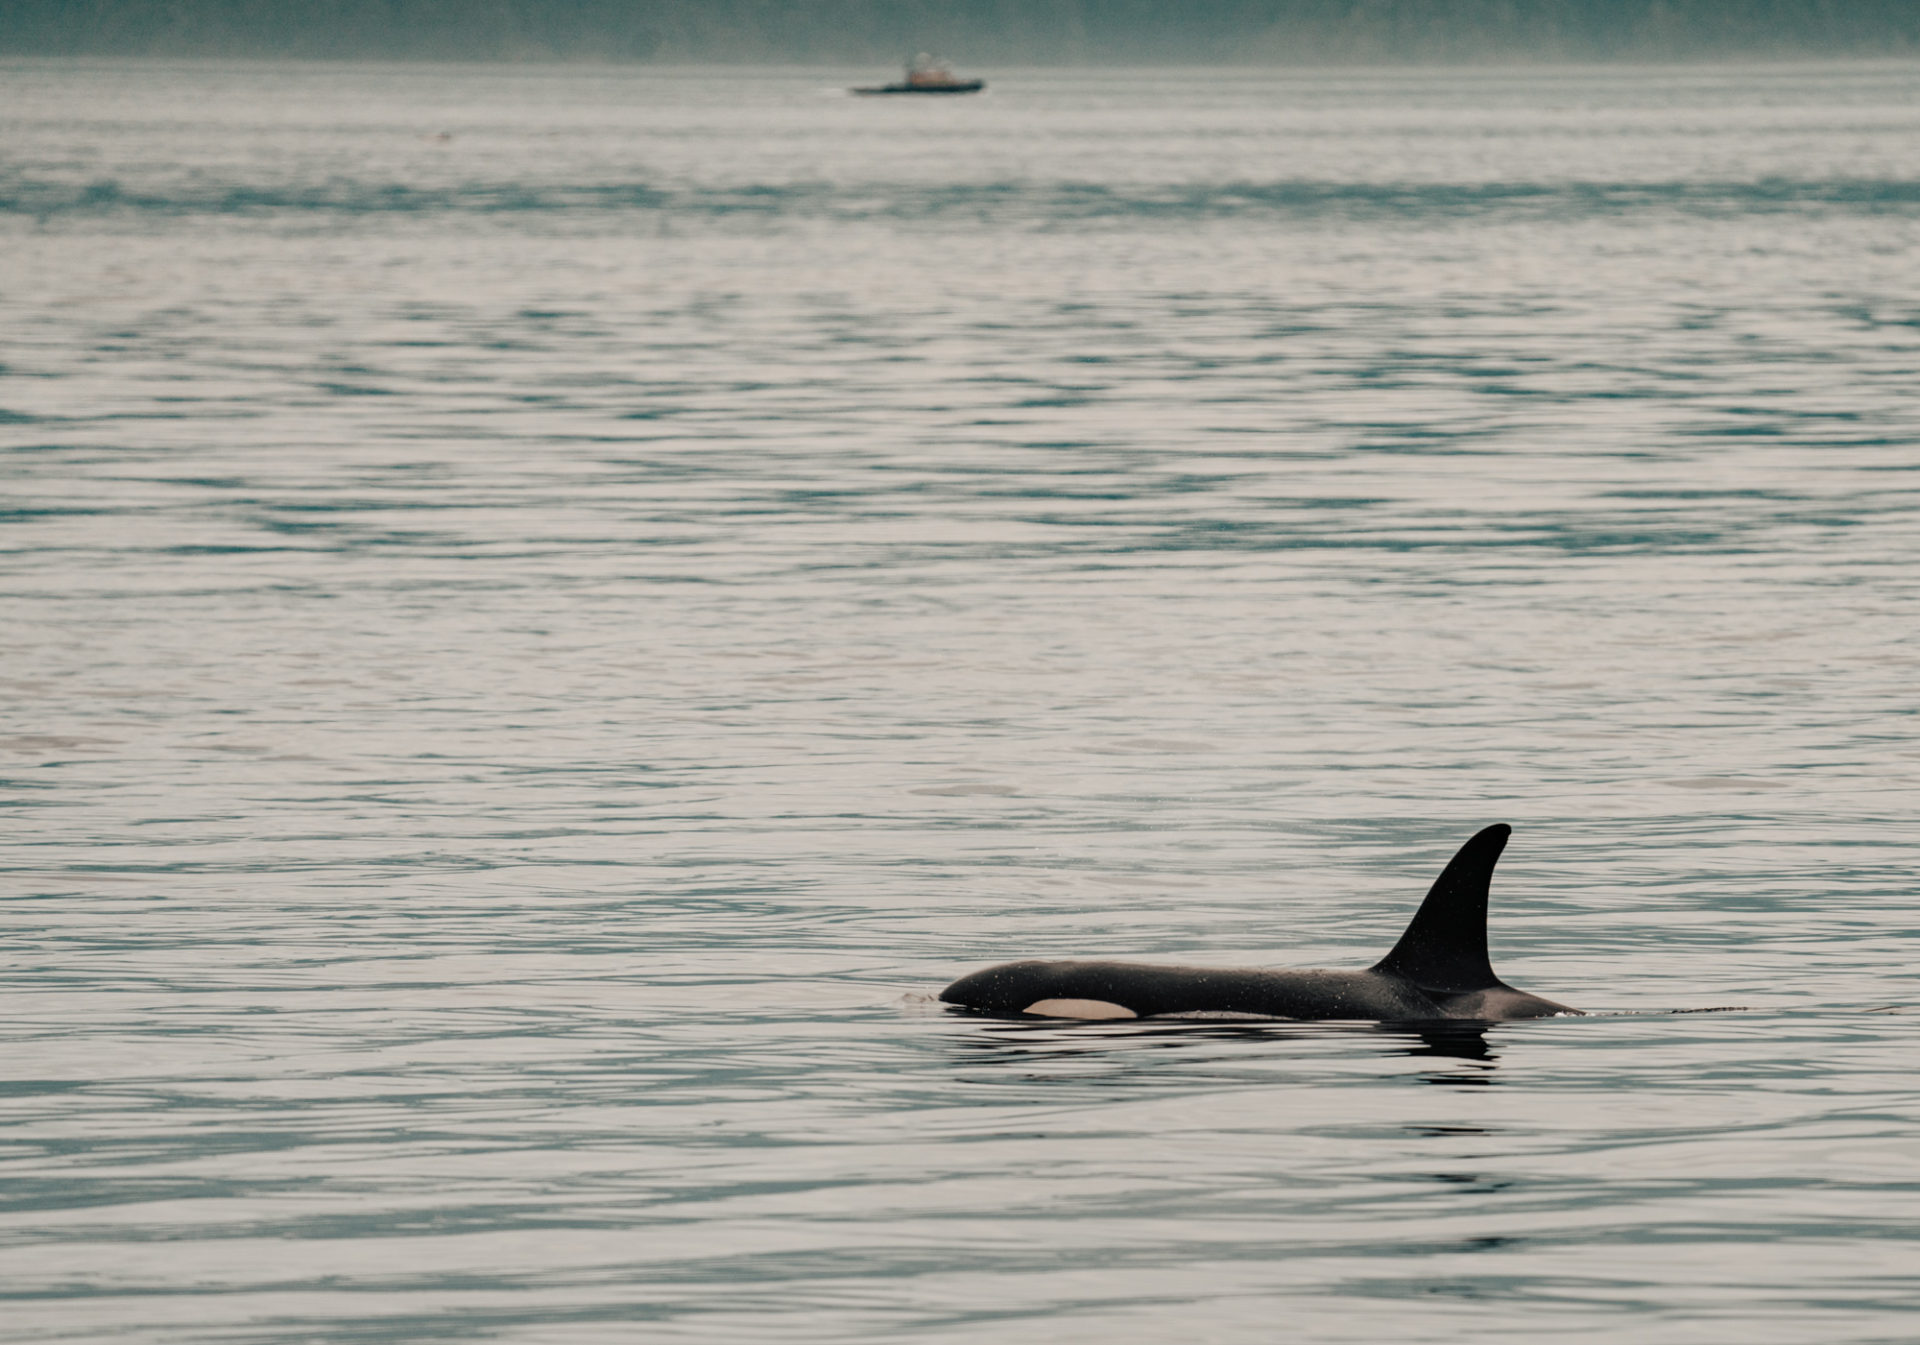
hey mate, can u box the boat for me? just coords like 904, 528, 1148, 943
852, 54, 985, 96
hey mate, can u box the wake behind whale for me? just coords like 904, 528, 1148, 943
940, 823, 1581, 1022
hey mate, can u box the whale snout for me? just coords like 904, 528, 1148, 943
939, 960, 1061, 1014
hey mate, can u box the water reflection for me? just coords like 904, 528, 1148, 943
1398, 1022, 1501, 1086
942, 1012, 1507, 1086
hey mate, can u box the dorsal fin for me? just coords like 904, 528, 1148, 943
1370, 823, 1511, 994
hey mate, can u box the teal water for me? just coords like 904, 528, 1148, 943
3, 60, 1920, 1343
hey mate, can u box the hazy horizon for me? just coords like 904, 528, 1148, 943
6, 0, 1920, 65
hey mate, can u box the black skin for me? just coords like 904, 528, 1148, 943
939, 824, 1580, 1022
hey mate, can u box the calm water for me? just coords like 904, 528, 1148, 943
4, 58, 1920, 1342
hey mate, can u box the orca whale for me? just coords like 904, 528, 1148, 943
940, 823, 1578, 1022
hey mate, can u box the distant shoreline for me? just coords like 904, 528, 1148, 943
5, 0, 1920, 67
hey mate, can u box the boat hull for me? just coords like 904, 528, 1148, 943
852, 81, 985, 95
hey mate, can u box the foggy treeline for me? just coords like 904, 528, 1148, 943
6, 0, 1919, 64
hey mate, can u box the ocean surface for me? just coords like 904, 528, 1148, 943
3, 58, 1920, 1342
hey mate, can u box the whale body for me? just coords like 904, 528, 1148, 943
939, 823, 1578, 1022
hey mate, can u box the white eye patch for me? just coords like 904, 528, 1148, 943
1022, 998, 1137, 1020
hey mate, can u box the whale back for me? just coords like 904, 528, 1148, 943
1369, 823, 1511, 995
937, 821, 1579, 1022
